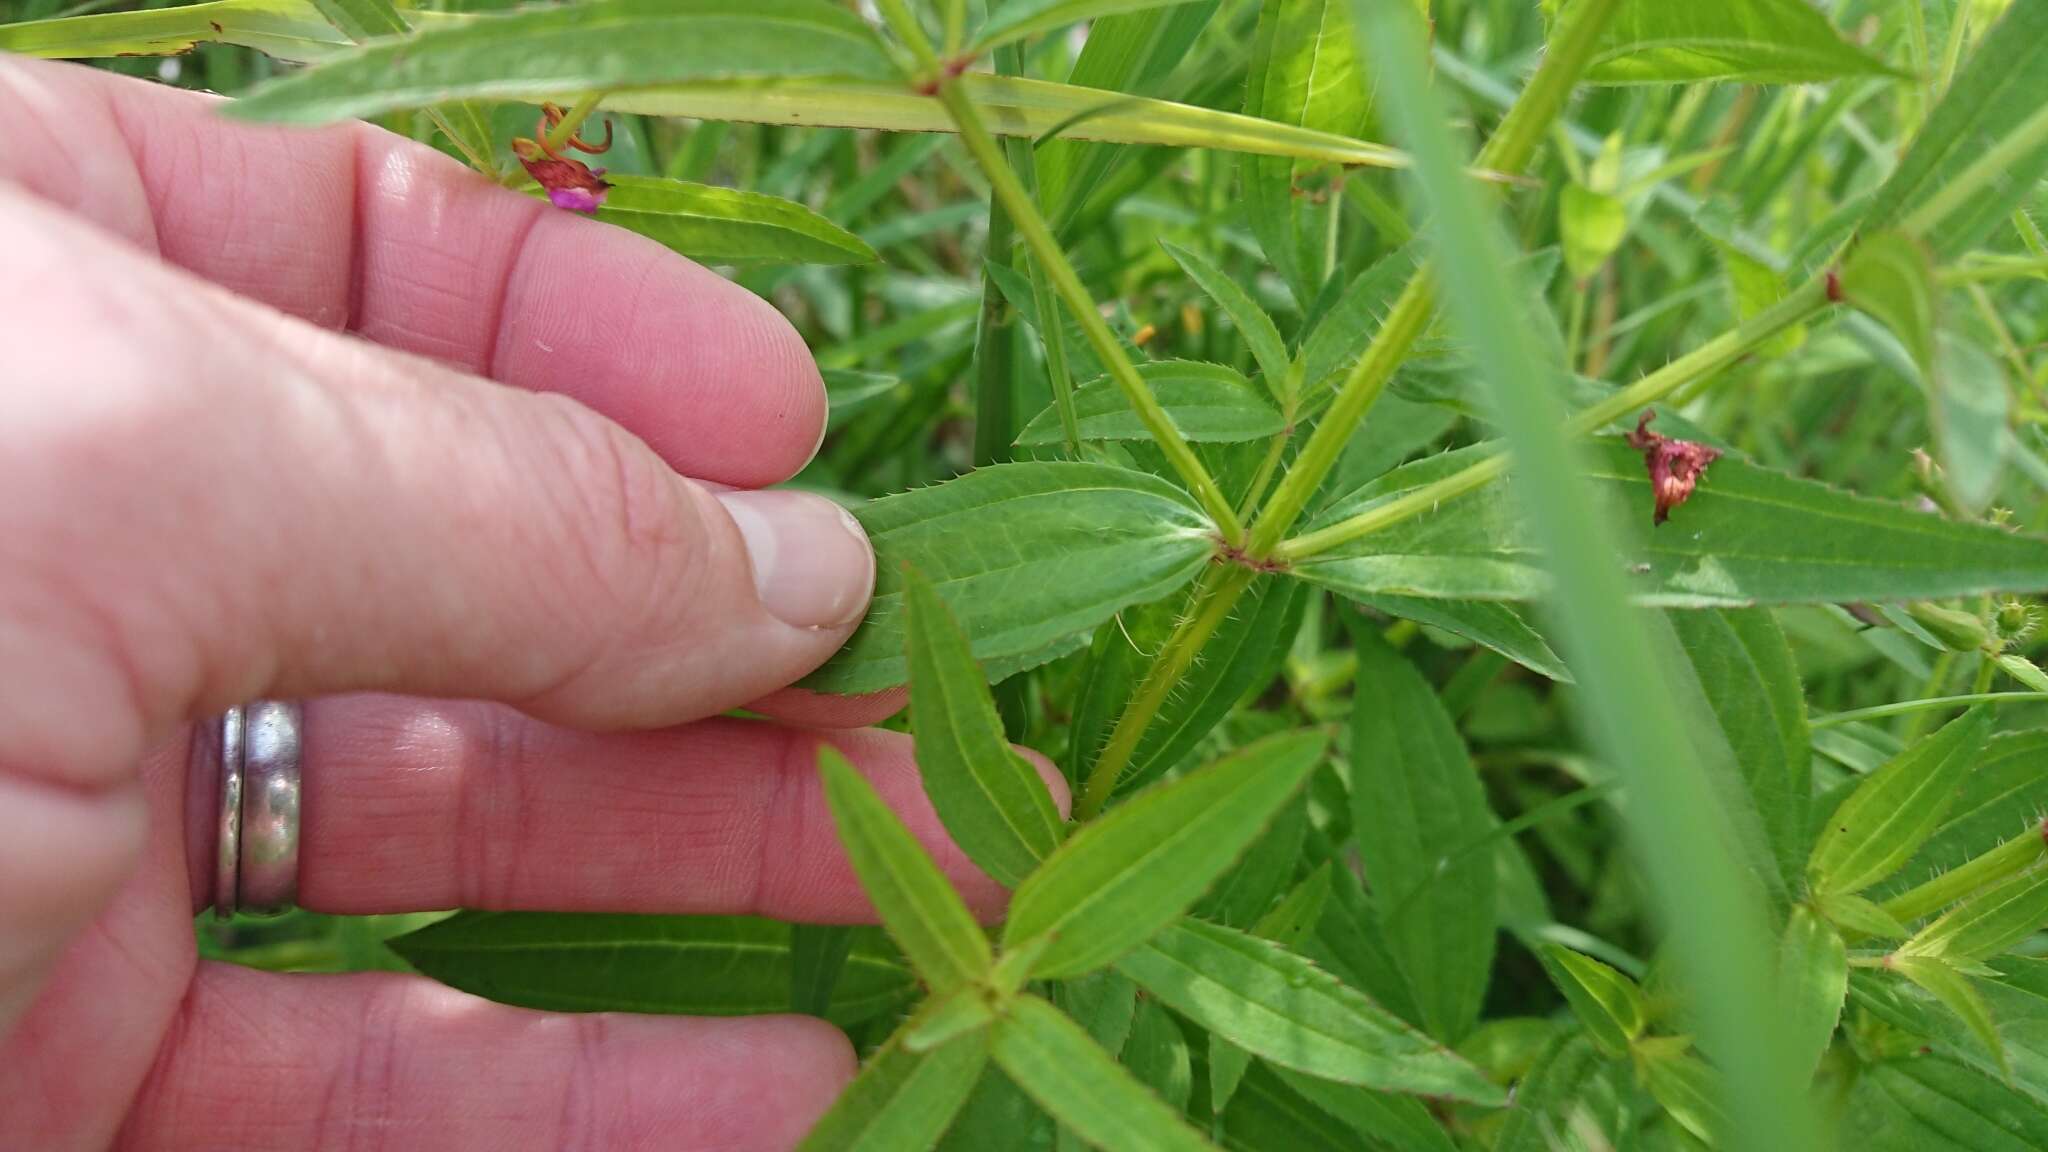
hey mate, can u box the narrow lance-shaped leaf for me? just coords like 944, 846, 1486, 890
818, 748, 992, 995
1015, 362, 1286, 446
1123, 999, 1193, 1111
797, 1001, 991, 1152
229, 0, 897, 124
1344, 594, 1570, 682
1891, 955, 2010, 1078
805, 462, 1216, 695
904, 566, 1064, 889
1861, 1, 2048, 259
389, 912, 915, 1027
1585, 0, 1900, 85
1536, 945, 1643, 1059
1296, 443, 2048, 608
1268, 1069, 1459, 1152
1117, 918, 1505, 1104
0, 0, 357, 61
1900, 865, 2048, 965
1808, 707, 1993, 898
1636, 1046, 1729, 1145
790, 924, 854, 1019
971, 0, 1203, 53
1347, 623, 1498, 1043
992, 996, 1221, 1152
1003, 728, 1328, 979
1162, 241, 1292, 396
1779, 906, 1848, 1081
569, 176, 876, 266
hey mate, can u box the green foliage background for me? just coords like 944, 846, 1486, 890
12, 0, 2048, 1147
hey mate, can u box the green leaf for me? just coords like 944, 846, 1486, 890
1842, 1054, 2048, 1152
1343, 594, 1570, 681
1901, 865, 2048, 964
1162, 242, 1292, 397
904, 567, 1064, 888
1586, 0, 1900, 85
230, 0, 895, 124
1668, 609, 1811, 887
1117, 918, 1504, 1104
1862, 2, 2048, 259
1297, 443, 2048, 608
303, 0, 499, 174
1491, 1034, 1626, 1152
1003, 729, 1327, 979
1842, 231, 1940, 374
1194, 795, 1308, 929
1346, 625, 1498, 1042
1116, 576, 1309, 797
1306, 857, 1427, 1026
1636, 1047, 1727, 1145
1297, 246, 1427, 393
1560, 183, 1627, 283
991, 995, 1221, 1152
791, 924, 855, 1019
972, 0, 1202, 53
308, 0, 404, 39
565, 176, 877, 266
1893, 955, 2010, 1077
0, 0, 355, 61
608, 73, 1408, 168
1779, 906, 1848, 1080
805, 462, 1216, 695
1123, 998, 1193, 1111
936, 1068, 1052, 1152
1014, 362, 1286, 445
798, 1004, 991, 1152
1243, 0, 1372, 301
1269, 1069, 1458, 1152
388, 912, 913, 1027
1929, 332, 2010, 515
1721, 243, 1806, 358
1536, 944, 1644, 1059
1807, 707, 1993, 898
905, 987, 1002, 1054
818, 748, 992, 995
1818, 891, 1912, 939
1880, 730, 2048, 899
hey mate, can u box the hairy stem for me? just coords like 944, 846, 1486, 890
1075, 564, 1259, 820
1242, 0, 1625, 558
1882, 824, 2048, 926
1276, 275, 1832, 562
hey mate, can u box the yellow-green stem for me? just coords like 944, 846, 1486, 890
1241, 0, 1624, 559
934, 80, 1245, 542
1275, 275, 1832, 562
1237, 431, 1292, 521
544, 90, 607, 154
1881, 826, 2048, 925
1075, 564, 1259, 819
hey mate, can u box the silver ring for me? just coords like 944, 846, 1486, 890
208, 701, 303, 918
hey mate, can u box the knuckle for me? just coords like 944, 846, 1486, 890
527, 396, 712, 634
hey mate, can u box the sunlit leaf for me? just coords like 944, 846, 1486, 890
992, 995, 1221, 1152
798, 1003, 991, 1152
805, 462, 1216, 694
972, 0, 1203, 53
818, 748, 991, 995
1586, 0, 1900, 85
1536, 944, 1644, 1058
1004, 729, 1327, 979
1808, 707, 1993, 898
1779, 906, 1848, 1080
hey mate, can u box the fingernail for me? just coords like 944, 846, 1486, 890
716, 489, 874, 629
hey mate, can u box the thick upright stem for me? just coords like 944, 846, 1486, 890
1882, 824, 2048, 926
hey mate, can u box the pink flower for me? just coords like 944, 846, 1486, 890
1624, 410, 1721, 526
512, 103, 612, 215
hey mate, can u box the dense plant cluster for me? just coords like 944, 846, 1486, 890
12, 0, 2048, 1146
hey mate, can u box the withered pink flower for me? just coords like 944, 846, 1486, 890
513, 103, 613, 214
1625, 410, 1721, 526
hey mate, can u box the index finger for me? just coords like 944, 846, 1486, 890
0, 56, 824, 488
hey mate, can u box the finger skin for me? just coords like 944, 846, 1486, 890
0, 184, 868, 792
0, 54, 825, 487
279, 701, 1068, 922
114, 965, 853, 1152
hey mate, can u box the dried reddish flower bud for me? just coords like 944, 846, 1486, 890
512, 103, 613, 214
1624, 410, 1721, 526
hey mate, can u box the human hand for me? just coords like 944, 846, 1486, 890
0, 57, 1057, 1151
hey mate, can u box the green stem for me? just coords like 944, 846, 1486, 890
1882, 826, 2048, 925
1075, 564, 1259, 820
1237, 431, 1292, 521
1810, 692, 2048, 728
1276, 275, 1831, 562
1241, 0, 1624, 559
934, 80, 1245, 542
544, 90, 607, 154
